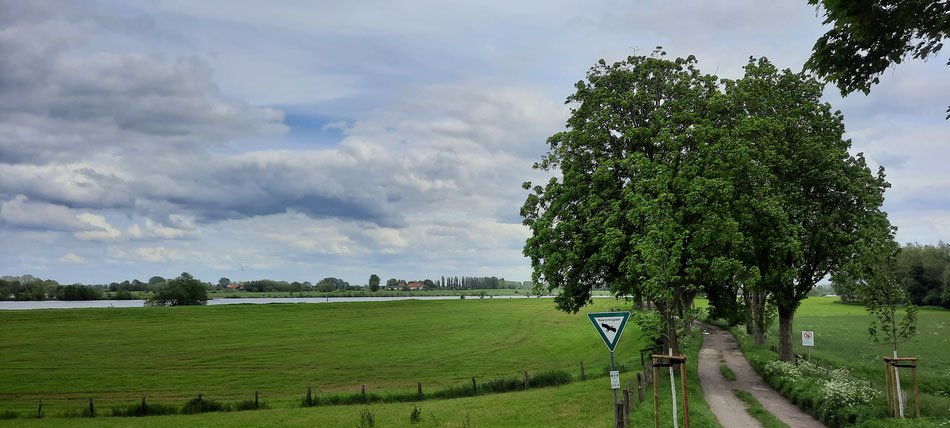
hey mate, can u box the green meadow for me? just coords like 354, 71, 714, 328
0, 297, 719, 426
734, 297, 950, 423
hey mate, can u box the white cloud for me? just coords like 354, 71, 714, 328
59, 253, 84, 263
75, 213, 122, 241
0, 195, 93, 231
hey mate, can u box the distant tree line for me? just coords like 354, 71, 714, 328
833, 242, 950, 309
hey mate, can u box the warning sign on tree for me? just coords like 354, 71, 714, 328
588, 312, 630, 352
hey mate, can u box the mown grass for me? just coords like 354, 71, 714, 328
733, 389, 789, 428
720, 364, 736, 381
722, 296, 950, 426
3, 327, 721, 427
0, 298, 646, 417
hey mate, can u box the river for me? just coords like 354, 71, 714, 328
0, 295, 570, 310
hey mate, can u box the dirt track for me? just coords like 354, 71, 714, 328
697, 323, 825, 428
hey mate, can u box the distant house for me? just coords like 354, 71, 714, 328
228, 283, 241, 289
407, 282, 423, 290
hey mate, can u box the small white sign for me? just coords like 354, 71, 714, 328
802, 330, 814, 347
610, 370, 620, 389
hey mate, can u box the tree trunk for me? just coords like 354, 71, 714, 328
742, 284, 753, 335
635, 291, 643, 310
752, 292, 766, 345
778, 304, 795, 362
655, 301, 679, 356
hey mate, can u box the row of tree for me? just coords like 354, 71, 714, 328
834, 242, 950, 309
521, 51, 894, 361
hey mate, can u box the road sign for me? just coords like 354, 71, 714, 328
802, 330, 814, 347
610, 370, 620, 389
588, 312, 631, 352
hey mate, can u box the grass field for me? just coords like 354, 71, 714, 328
732, 297, 950, 424
0, 297, 719, 426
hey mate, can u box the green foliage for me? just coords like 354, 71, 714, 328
368, 274, 380, 292
895, 243, 950, 308
316, 277, 350, 291
720, 365, 736, 381
54, 284, 104, 301
111, 402, 178, 417
358, 408, 375, 428
233, 399, 268, 411
180, 397, 226, 414
0, 410, 17, 419
148, 276, 165, 285
409, 405, 422, 424
805, 0, 950, 118
725, 57, 891, 360
218, 277, 230, 287
145, 272, 207, 306
111, 289, 134, 300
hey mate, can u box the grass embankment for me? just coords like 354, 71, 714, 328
0, 298, 720, 426
725, 296, 950, 427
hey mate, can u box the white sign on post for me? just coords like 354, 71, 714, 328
802, 330, 814, 347
610, 370, 620, 389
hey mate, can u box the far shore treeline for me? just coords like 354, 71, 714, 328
0, 272, 532, 302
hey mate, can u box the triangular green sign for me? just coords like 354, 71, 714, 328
588, 312, 630, 352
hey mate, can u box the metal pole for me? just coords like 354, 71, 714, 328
611, 351, 619, 427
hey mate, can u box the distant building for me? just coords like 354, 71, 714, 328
407, 282, 423, 290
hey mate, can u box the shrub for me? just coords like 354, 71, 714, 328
111, 402, 178, 417
0, 411, 17, 420
234, 399, 269, 411
146, 273, 208, 306
409, 406, 422, 424
358, 408, 375, 427
529, 370, 572, 388
180, 397, 226, 414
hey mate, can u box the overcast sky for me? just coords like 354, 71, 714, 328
1, 0, 948, 286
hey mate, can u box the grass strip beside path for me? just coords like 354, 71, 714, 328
733, 389, 790, 428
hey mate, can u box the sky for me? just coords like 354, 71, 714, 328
1, 0, 948, 286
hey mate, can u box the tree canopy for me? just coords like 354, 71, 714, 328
806, 0, 950, 117
146, 272, 208, 306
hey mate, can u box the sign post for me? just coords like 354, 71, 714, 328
802, 330, 814, 362
589, 312, 630, 428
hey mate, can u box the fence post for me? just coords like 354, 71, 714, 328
307, 387, 312, 406
37, 399, 42, 419
616, 403, 625, 428
524, 371, 529, 389
142, 397, 147, 415
255, 390, 259, 409
89, 398, 94, 418
472, 377, 477, 395
581, 361, 586, 380
637, 372, 644, 402
417, 382, 423, 401
361, 385, 366, 403
623, 389, 631, 426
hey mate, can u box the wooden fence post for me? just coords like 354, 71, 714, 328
681, 358, 690, 428
472, 377, 477, 395
89, 398, 94, 418
524, 371, 529, 390
307, 387, 312, 406
255, 390, 259, 409
913, 366, 920, 418
623, 389, 631, 426
361, 385, 366, 403
637, 372, 644, 402
417, 382, 423, 401
142, 397, 147, 415
616, 403, 624, 428
581, 361, 585, 380
37, 399, 42, 419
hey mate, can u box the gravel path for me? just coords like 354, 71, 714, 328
698, 323, 825, 428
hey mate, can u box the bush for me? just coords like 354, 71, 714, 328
358, 408, 375, 427
146, 273, 208, 306
234, 399, 269, 411
111, 402, 178, 417
180, 397, 226, 414
409, 406, 422, 424
0, 411, 17, 420
529, 370, 572, 388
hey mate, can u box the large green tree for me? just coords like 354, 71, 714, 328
806, 0, 950, 118
521, 51, 743, 354
368, 274, 381, 292
146, 272, 208, 306
725, 57, 893, 361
